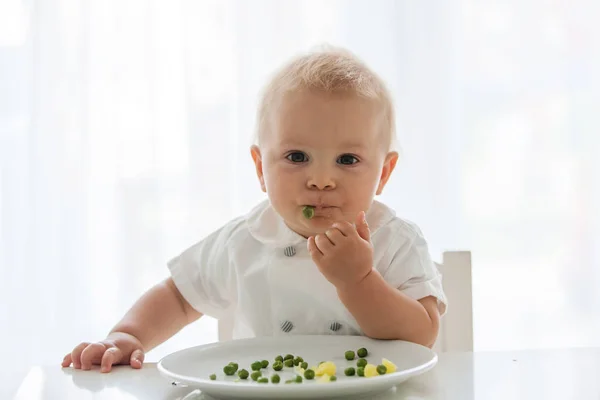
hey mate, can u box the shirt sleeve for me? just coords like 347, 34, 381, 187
380, 222, 448, 316
167, 218, 242, 319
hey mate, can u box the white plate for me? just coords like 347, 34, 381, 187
157, 335, 437, 399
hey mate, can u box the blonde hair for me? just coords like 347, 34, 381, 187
255, 45, 396, 149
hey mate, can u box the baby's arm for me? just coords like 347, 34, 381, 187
308, 213, 442, 347
337, 274, 439, 346
62, 277, 201, 372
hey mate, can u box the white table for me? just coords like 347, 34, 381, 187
8, 348, 600, 399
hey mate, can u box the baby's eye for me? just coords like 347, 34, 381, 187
337, 154, 359, 165
286, 151, 308, 163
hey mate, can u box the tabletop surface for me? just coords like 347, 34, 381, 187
8, 347, 600, 400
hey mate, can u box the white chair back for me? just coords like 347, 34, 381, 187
434, 251, 474, 352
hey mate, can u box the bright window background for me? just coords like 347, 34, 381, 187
1, 0, 599, 394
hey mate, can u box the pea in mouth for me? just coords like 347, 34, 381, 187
302, 205, 315, 220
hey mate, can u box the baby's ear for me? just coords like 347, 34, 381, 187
250, 145, 266, 192
376, 151, 398, 195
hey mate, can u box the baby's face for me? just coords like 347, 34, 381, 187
252, 90, 397, 238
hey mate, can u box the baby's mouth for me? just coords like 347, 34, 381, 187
302, 205, 337, 220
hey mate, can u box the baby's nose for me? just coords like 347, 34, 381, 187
307, 169, 336, 190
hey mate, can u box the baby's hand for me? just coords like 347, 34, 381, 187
61, 331, 145, 373
307, 211, 373, 289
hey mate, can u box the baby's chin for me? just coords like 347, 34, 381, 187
304, 215, 334, 228
289, 215, 337, 238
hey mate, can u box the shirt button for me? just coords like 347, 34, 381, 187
283, 246, 296, 257
281, 320, 294, 333
330, 322, 343, 332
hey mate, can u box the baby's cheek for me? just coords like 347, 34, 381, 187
345, 177, 376, 201
266, 167, 294, 190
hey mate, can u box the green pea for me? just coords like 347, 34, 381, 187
260, 360, 269, 368
283, 354, 294, 361
300, 361, 308, 370
251, 361, 262, 371
293, 356, 303, 366
209, 374, 216, 380
302, 205, 315, 219
238, 369, 249, 379
271, 374, 281, 384
257, 377, 268, 384
357, 358, 368, 368
295, 375, 303, 383
357, 347, 368, 358
304, 369, 315, 380
272, 361, 283, 371
357, 367, 365, 377
223, 365, 236, 376
344, 367, 355, 376
250, 371, 262, 381
284, 359, 294, 367
377, 365, 387, 375
330, 375, 337, 381
275, 355, 283, 363
345, 350, 355, 361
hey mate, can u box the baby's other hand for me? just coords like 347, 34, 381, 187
61, 331, 145, 373
308, 211, 373, 288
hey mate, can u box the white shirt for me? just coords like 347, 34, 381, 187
168, 200, 447, 339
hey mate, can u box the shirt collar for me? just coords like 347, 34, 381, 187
246, 199, 396, 247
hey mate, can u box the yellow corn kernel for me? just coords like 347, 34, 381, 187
317, 373, 331, 383
382, 358, 397, 374
364, 364, 378, 378
315, 361, 336, 377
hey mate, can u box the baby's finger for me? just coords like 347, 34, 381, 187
80, 342, 107, 370
61, 353, 72, 368
307, 236, 323, 260
355, 211, 370, 242
71, 342, 91, 369
325, 228, 345, 245
100, 347, 124, 373
315, 233, 334, 253
130, 349, 145, 369
332, 221, 355, 237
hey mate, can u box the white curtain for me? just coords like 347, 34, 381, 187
1, 0, 599, 379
